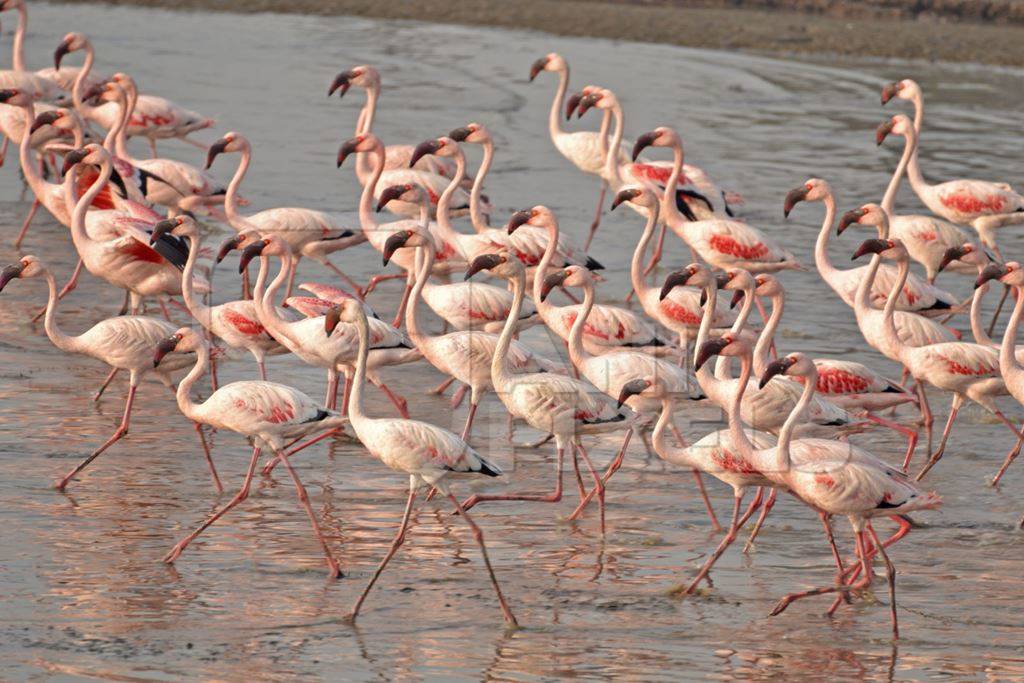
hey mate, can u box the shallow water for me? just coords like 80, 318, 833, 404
2, 3, 1024, 680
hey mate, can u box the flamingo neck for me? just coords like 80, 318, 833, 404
693, 282, 722, 396
347, 307, 373, 427
880, 256, 910, 362
602, 102, 624, 183
406, 237, 435, 342
71, 41, 95, 111
41, 268, 77, 354
629, 203, 658, 299
715, 285, 755, 380
902, 124, 933, 201
175, 341, 209, 423
469, 140, 493, 233
725, 349, 758, 465
813, 192, 841, 289
12, 5, 27, 71
65, 158, 109, 249
853, 248, 883, 314
253, 251, 297, 346
103, 88, 129, 154
567, 280, 593, 368
358, 145, 384, 231
435, 148, 468, 252
651, 396, 693, 467
906, 91, 926, 183
547, 66, 569, 145
753, 291, 784, 376
491, 268, 525, 390
355, 82, 380, 178
661, 142, 687, 229
180, 233, 212, 327
114, 82, 137, 160
225, 143, 252, 230
776, 367, 815, 472
881, 125, 916, 215
1000, 283, 1024, 383
969, 283, 995, 347
532, 221, 560, 320
17, 101, 48, 199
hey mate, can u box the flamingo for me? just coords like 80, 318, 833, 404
850, 233, 1024, 479
0, 0, 70, 105
507, 206, 671, 355
55, 33, 213, 156
0, 255, 220, 492
206, 131, 364, 298
696, 333, 941, 638
541, 263, 723, 528
875, 112, 1024, 237
633, 127, 800, 273
153, 327, 346, 578
465, 252, 638, 531
325, 298, 517, 625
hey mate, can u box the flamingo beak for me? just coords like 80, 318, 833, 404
632, 131, 658, 162
61, 148, 88, 177
409, 139, 442, 169
0, 89, 17, 104
852, 238, 889, 261
376, 185, 407, 213
760, 357, 796, 389
30, 110, 62, 135
382, 230, 412, 266
837, 208, 867, 235
576, 93, 600, 118
238, 239, 267, 273
328, 70, 355, 97
54, 39, 71, 69
611, 188, 641, 211
215, 235, 243, 263
938, 246, 968, 273
564, 91, 583, 120
0, 262, 25, 293
153, 335, 180, 368
783, 186, 809, 217
205, 137, 230, 169
464, 253, 502, 281
149, 218, 178, 245
880, 82, 899, 105
506, 210, 532, 234
448, 126, 472, 142
976, 263, 1009, 289
875, 119, 895, 146
540, 269, 569, 302
336, 137, 360, 168
528, 57, 548, 82
616, 378, 651, 409
694, 337, 729, 372
660, 269, 693, 301
730, 289, 745, 309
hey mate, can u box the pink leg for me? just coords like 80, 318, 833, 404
584, 179, 607, 251
55, 384, 138, 491
668, 491, 755, 596
391, 281, 412, 328
868, 524, 899, 638
261, 427, 345, 476
642, 222, 669, 278
460, 446, 563, 512
321, 259, 364, 299
574, 442, 607, 533
691, 469, 723, 532
447, 493, 518, 625
345, 486, 419, 622
917, 381, 934, 455
258, 359, 268, 381
158, 299, 173, 322
209, 355, 220, 392
33, 259, 85, 322
864, 412, 918, 472
571, 446, 587, 501
362, 273, 404, 296
915, 393, 962, 481
164, 446, 261, 564
148, 137, 158, 158
324, 372, 340, 411
450, 384, 468, 409
460, 401, 479, 442
990, 419, 1024, 486
14, 198, 39, 248
429, 377, 456, 395
568, 428, 633, 520
742, 487, 777, 553
193, 422, 223, 493
374, 380, 410, 418
275, 448, 343, 578
93, 367, 120, 402
769, 526, 874, 616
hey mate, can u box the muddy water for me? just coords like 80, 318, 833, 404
2, 3, 1024, 680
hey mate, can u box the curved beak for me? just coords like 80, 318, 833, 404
328, 70, 354, 97
576, 92, 599, 118
852, 238, 889, 261
377, 185, 407, 213
238, 239, 267, 273
465, 253, 502, 281
382, 230, 412, 266
564, 91, 582, 120
616, 378, 651, 409
759, 357, 795, 389
875, 119, 895, 146
529, 57, 548, 82
783, 186, 809, 218
30, 109, 62, 135
153, 336, 180, 368
81, 82, 105, 104
61, 148, 88, 177
632, 131, 658, 162
541, 269, 569, 302
149, 218, 178, 245
54, 39, 71, 69
506, 210, 532, 234
325, 305, 342, 335
660, 269, 693, 301
976, 263, 1009, 289
0, 262, 25, 293
695, 337, 729, 372
337, 137, 360, 168
938, 246, 968, 273
837, 208, 866, 235
409, 139, 441, 169
730, 289, 745, 309
205, 137, 229, 169
611, 188, 640, 211
215, 235, 243, 263
0, 89, 17, 104
880, 82, 899, 105
448, 126, 472, 143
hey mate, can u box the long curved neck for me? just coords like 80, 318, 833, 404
813, 192, 841, 289
492, 269, 525, 389
355, 82, 380, 178
1000, 284, 1024, 383
661, 142, 686, 227
114, 83, 137, 160
405, 238, 435, 341
651, 397, 693, 466
12, 5, 27, 71
602, 102, 624, 183
358, 146, 384, 231
694, 283, 721, 393
881, 126, 916, 214
725, 350, 758, 461
348, 310, 373, 426
469, 140, 493, 233
880, 257, 910, 360
253, 251, 297, 344
175, 342, 209, 422
71, 42, 95, 111
547, 67, 569, 145
225, 143, 251, 228
41, 269, 78, 353
715, 285, 755, 380
753, 291, 784, 376
66, 159, 109, 247
435, 149, 467, 245
776, 369, 815, 472
533, 221, 560, 313
630, 206, 657, 298
181, 233, 212, 325
969, 283, 995, 346
853, 251, 883, 314
103, 89, 130, 154
567, 280, 593, 368
17, 102, 49, 197
902, 125, 932, 200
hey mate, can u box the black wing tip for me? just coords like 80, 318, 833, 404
585, 256, 604, 271
477, 458, 502, 477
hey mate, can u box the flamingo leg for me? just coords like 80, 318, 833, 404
192, 422, 223, 493
55, 384, 137, 491
33, 259, 86, 323
574, 442, 606, 533
446, 492, 518, 626
742, 487, 777, 553
568, 428, 633, 520
987, 283, 1011, 337
345, 485, 418, 622
148, 137, 158, 158
917, 381, 934, 455
164, 446, 261, 565
362, 273, 404, 296
915, 393, 963, 481
583, 179, 607, 251
93, 367, 120, 402
14, 198, 39, 248
373, 380, 410, 418
274, 447, 343, 578
691, 469, 723, 533
819, 512, 850, 604
390, 280, 413, 328
570, 445, 587, 502
459, 446, 563, 512
429, 377, 455, 395
450, 384, 469, 409
460, 401, 478, 442
989, 418, 1024, 486
320, 259, 364, 298
867, 523, 899, 638
261, 427, 345, 476
863, 412, 918, 472
769, 526, 874, 617
258, 358, 267, 381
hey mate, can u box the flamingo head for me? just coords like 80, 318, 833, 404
752, 274, 783, 298
61, 143, 107, 176
325, 299, 365, 335
109, 72, 138, 96
529, 52, 565, 82
328, 65, 378, 97
448, 123, 489, 145
0, 255, 44, 293
206, 132, 246, 169
695, 331, 753, 371
852, 237, 906, 262
382, 227, 430, 265
632, 126, 678, 161
150, 215, 197, 245
760, 352, 814, 389
465, 251, 522, 281
576, 87, 615, 118
977, 261, 1024, 289
0, 88, 32, 107
939, 243, 987, 273
660, 263, 710, 301
0, 0, 25, 12
881, 78, 920, 106
783, 178, 831, 217
154, 328, 203, 368
215, 230, 260, 264
506, 206, 555, 235
876, 114, 913, 146
410, 136, 458, 168
611, 186, 655, 211
54, 32, 87, 69
617, 377, 656, 409
85, 79, 125, 106
721, 269, 755, 309
377, 183, 423, 213
837, 203, 887, 235
337, 133, 380, 168
238, 235, 287, 273
30, 108, 71, 135
540, 265, 592, 301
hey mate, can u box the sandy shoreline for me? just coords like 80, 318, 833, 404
49, 0, 1024, 66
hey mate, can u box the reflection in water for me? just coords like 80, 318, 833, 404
1, 2, 1024, 680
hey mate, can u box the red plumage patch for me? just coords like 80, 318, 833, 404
117, 239, 164, 264
816, 367, 870, 394
709, 234, 769, 260
940, 193, 1005, 215
223, 309, 266, 337
659, 299, 701, 325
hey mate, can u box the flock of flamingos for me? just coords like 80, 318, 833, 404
4, 0, 1024, 638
